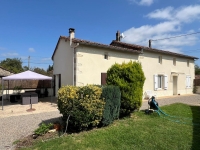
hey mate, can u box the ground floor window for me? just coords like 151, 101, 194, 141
154, 74, 168, 90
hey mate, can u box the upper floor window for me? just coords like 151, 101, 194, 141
187, 60, 189, 67
104, 52, 108, 60
173, 58, 176, 66
158, 56, 162, 64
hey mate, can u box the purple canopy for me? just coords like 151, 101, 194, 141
1, 70, 52, 110
2, 70, 52, 80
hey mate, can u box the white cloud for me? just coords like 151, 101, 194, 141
146, 7, 174, 20
1, 53, 19, 57
122, 5, 200, 53
129, 0, 154, 6
147, 5, 200, 23
28, 48, 35, 52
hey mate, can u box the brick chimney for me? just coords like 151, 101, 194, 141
116, 31, 121, 41
69, 28, 75, 46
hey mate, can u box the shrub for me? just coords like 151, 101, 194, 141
101, 85, 121, 126
57, 85, 105, 131
34, 123, 53, 135
106, 61, 145, 117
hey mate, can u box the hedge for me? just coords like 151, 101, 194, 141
106, 61, 145, 117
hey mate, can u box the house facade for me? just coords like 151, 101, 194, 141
52, 28, 198, 98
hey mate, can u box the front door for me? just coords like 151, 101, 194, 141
173, 76, 178, 95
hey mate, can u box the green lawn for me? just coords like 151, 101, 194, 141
21, 103, 200, 150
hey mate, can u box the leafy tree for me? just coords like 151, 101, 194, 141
195, 64, 200, 75
47, 65, 53, 72
23, 66, 29, 71
32, 67, 48, 76
0, 58, 23, 73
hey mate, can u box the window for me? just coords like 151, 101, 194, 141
158, 75, 163, 88
187, 60, 189, 67
173, 58, 176, 66
158, 56, 162, 64
154, 74, 168, 90
186, 75, 191, 88
104, 53, 108, 60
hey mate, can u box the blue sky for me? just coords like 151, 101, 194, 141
0, 0, 200, 69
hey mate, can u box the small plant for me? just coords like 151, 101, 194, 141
34, 123, 53, 135
193, 86, 197, 93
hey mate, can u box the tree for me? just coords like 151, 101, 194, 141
46, 65, 53, 76
23, 66, 29, 71
106, 61, 146, 117
195, 64, 200, 75
47, 65, 53, 72
0, 58, 23, 73
32, 67, 48, 76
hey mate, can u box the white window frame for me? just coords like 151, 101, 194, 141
186, 75, 191, 88
154, 74, 168, 90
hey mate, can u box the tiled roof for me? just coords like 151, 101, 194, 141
110, 40, 198, 60
52, 36, 141, 60
52, 36, 198, 60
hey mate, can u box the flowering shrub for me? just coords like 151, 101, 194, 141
57, 85, 105, 131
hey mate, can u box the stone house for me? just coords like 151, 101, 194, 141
52, 28, 198, 98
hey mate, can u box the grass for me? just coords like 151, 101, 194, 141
20, 103, 200, 150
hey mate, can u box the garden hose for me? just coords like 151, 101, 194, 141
152, 101, 200, 126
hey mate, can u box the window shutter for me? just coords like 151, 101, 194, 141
101, 73, 107, 85
188, 76, 191, 88
154, 75, 158, 91
186, 76, 188, 88
186, 76, 191, 88
164, 75, 168, 90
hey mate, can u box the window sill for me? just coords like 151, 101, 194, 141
156, 88, 167, 91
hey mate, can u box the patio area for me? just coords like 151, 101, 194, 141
0, 97, 58, 118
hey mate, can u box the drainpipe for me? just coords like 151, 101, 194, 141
71, 43, 79, 86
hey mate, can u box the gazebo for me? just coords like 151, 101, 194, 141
1, 70, 52, 110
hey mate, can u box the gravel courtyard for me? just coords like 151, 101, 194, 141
0, 94, 200, 150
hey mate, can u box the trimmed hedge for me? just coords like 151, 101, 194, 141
106, 61, 145, 117
57, 85, 105, 131
101, 86, 121, 126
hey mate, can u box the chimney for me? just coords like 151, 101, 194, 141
116, 31, 121, 41
69, 28, 75, 46
149, 40, 151, 48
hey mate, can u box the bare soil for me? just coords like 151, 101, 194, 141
15, 131, 60, 149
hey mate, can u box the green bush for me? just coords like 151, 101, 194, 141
34, 123, 53, 135
101, 86, 121, 126
57, 85, 105, 131
106, 61, 145, 117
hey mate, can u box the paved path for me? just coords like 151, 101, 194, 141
140, 94, 200, 110
0, 94, 200, 150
